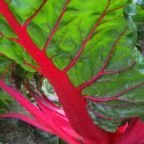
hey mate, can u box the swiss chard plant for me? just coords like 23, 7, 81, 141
0, 0, 144, 143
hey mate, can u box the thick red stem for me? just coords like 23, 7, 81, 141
0, 1, 110, 143
0, 80, 78, 143
114, 118, 144, 144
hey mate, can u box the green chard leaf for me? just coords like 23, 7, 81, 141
0, 0, 144, 133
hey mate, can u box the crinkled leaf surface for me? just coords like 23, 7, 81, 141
131, 3, 144, 73
0, 16, 36, 72
0, 0, 144, 133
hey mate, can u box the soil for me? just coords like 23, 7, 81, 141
0, 119, 64, 144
